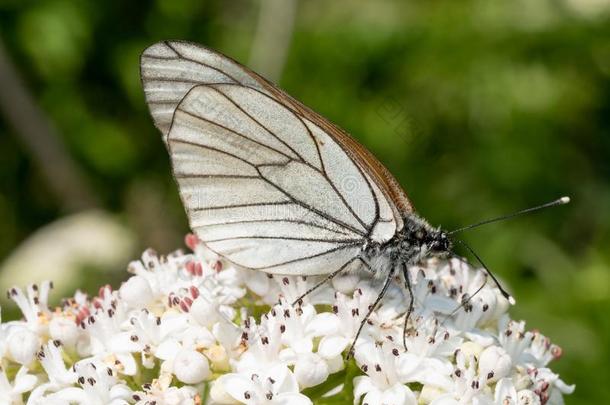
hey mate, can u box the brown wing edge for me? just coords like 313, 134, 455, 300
239, 58, 415, 218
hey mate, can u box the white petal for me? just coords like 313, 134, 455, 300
554, 378, 575, 394
272, 392, 312, 405
209, 378, 240, 404
221, 373, 261, 403
109, 384, 133, 401
430, 394, 460, 405
109, 332, 141, 353
495, 378, 517, 404
279, 347, 298, 364
362, 389, 383, 405
268, 364, 299, 394
325, 354, 345, 374
318, 335, 349, 359
479, 346, 512, 382
331, 271, 360, 294
293, 353, 329, 388
159, 313, 190, 338
306, 313, 339, 337
189, 297, 220, 328
353, 341, 379, 367
419, 385, 446, 404
291, 338, 313, 354
353, 376, 376, 404
243, 269, 270, 296
116, 353, 138, 376
13, 367, 37, 393
396, 353, 423, 378
425, 296, 458, 314
155, 339, 181, 360
382, 383, 417, 405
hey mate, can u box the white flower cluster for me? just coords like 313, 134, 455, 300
0, 234, 573, 405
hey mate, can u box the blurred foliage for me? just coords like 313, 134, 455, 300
0, 0, 608, 402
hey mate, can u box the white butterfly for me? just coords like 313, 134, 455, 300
141, 41, 564, 354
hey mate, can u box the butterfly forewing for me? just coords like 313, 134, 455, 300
141, 41, 272, 141
141, 41, 413, 275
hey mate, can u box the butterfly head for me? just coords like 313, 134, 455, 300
398, 215, 452, 265
422, 228, 451, 255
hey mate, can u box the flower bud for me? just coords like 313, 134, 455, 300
119, 276, 154, 308
8, 327, 39, 365
173, 349, 210, 384
189, 297, 219, 328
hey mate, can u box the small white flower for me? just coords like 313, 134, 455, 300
432, 350, 488, 405
263, 274, 333, 306
234, 315, 286, 375
525, 331, 563, 368
48, 315, 81, 349
353, 341, 419, 405
28, 342, 78, 402
41, 360, 132, 405
127, 309, 190, 368
6, 282, 53, 333
218, 364, 312, 405
38, 340, 78, 387
79, 291, 140, 375
354, 377, 417, 405
529, 367, 575, 405
499, 319, 534, 365
478, 345, 512, 383
317, 288, 373, 359
126, 249, 190, 302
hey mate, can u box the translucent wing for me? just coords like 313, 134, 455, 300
141, 41, 414, 275
141, 41, 272, 142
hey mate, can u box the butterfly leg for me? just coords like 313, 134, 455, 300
291, 258, 357, 306
401, 262, 414, 351
346, 267, 395, 359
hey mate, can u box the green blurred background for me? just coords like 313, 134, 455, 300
0, 0, 608, 402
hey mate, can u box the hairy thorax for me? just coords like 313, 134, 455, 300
360, 214, 451, 278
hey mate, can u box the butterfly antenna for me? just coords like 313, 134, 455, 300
455, 239, 515, 305
448, 196, 570, 236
